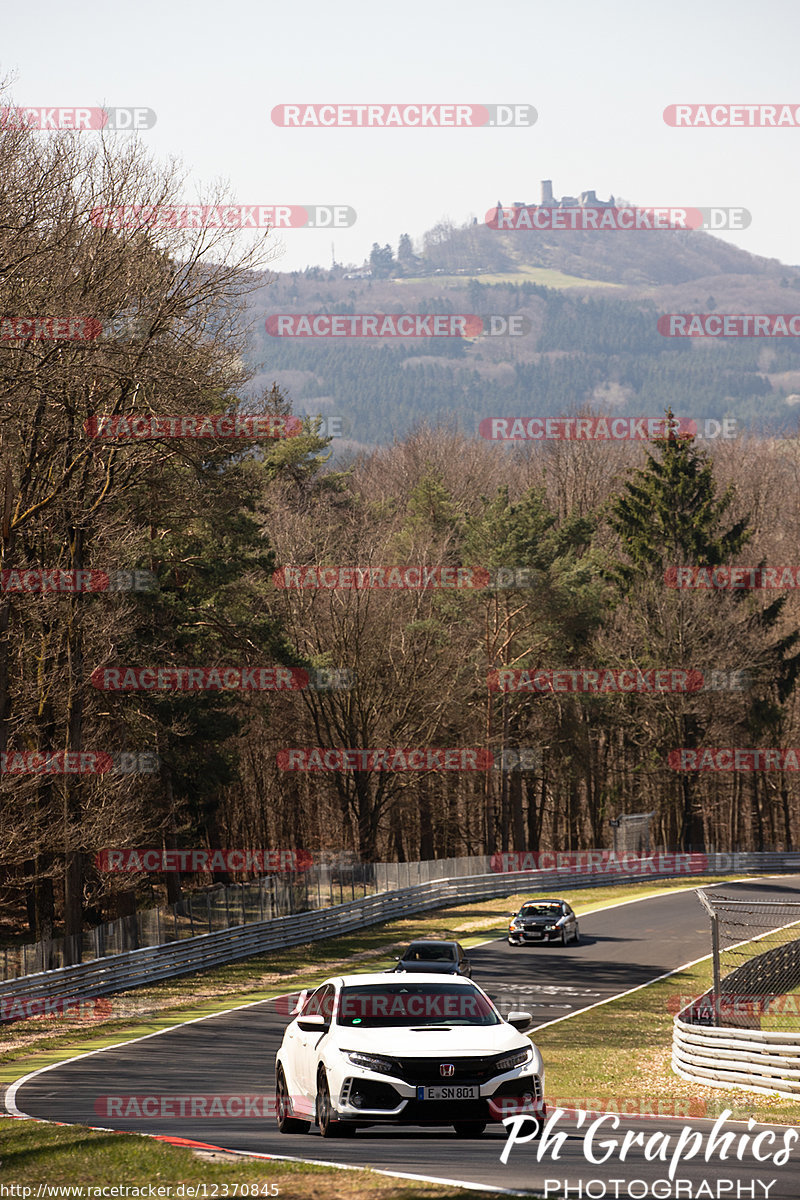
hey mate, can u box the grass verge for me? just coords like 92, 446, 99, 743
0, 1118, 522, 1197
535, 955, 800, 1126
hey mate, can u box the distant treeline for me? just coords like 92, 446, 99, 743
255, 283, 800, 445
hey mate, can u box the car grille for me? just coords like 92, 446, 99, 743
391, 1053, 516, 1085
400, 1098, 489, 1122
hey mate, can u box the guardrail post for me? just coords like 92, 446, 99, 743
697, 889, 723, 1028
241, 883, 246, 926
710, 909, 721, 1026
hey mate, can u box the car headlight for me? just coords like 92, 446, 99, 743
495, 1046, 533, 1072
343, 1050, 395, 1075
545, 924, 556, 930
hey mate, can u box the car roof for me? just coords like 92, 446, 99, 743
520, 898, 565, 903
403, 939, 459, 948
333, 971, 479, 987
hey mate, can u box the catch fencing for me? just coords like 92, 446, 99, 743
0, 848, 790, 1008
2, 848, 720, 980
673, 884, 800, 1096
1, 862, 375, 981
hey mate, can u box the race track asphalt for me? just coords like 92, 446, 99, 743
8, 876, 800, 1197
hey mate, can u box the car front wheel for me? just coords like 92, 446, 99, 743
573, 924, 581, 943
560, 928, 568, 946
276, 1067, 310, 1134
316, 1068, 355, 1138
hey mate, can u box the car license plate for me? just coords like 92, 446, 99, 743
417, 1085, 478, 1101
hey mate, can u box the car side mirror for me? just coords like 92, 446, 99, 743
297, 1013, 329, 1033
290, 988, 309, 1016
506, 1010, 534, 1032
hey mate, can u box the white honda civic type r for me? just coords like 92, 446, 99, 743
275, 971, 545, 1138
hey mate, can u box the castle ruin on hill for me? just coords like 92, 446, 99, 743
498, 179, 618, 211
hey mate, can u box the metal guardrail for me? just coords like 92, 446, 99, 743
2, 864, 377, 981
2, 849, 798, 1009
674, 878, 800, 1096
673, 1018, 800, 1097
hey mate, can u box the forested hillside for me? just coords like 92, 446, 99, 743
6, 130, 800, 947
249, 221, 800, 449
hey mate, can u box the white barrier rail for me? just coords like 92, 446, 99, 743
673, 1018, 800, 1097
2, 849, 798, 1008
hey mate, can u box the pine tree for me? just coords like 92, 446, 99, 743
608, 421, 800, 850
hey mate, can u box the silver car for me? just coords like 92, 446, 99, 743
394, 940, 472, 977
507, 899, 580, 946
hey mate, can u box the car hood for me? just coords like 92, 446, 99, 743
332, 1022, 532, 1058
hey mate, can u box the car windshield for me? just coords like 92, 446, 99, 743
402, 944, 456, 961
519, 903, 561, 917
337, 983, 500, 1028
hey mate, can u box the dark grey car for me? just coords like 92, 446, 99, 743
507, 899, 580, 946
394, 939, 472, 977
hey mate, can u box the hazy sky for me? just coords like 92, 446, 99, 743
6, 0, 799, 273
